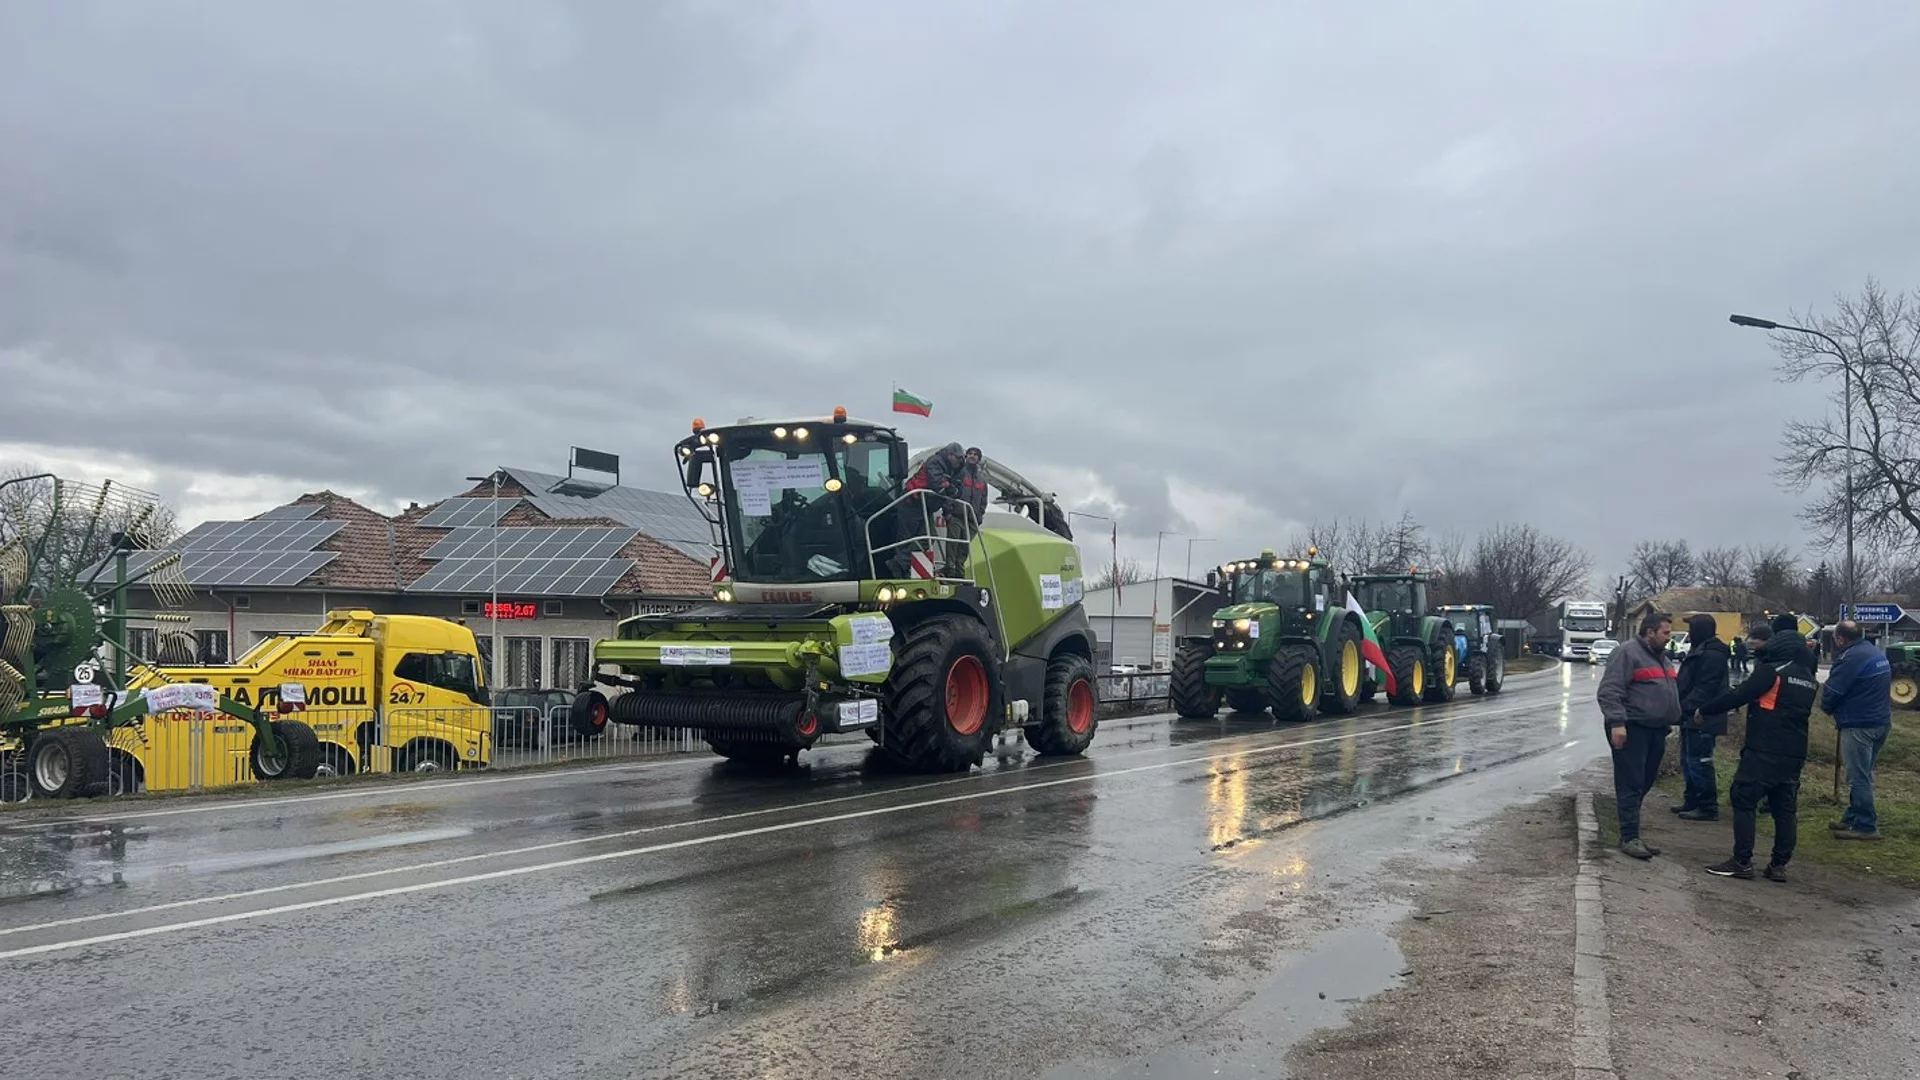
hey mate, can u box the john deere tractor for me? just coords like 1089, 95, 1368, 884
1168, 548, 1367, 722
1889, 641, 1919, 710
1350, 571, 1457, 706
1437, 603, 1506, 696
570, 408, 1099, 772
2, 473, 319, 801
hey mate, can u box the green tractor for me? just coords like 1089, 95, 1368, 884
1350, 571, 1457, 707
1437, 604, 1506, 696
2, 473, 320, 802
1889, 641, 1919, 711
1169, 548, 1368, 722
569, 408, 1100, 772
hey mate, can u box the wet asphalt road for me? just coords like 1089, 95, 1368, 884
2, 664, 1610, 1079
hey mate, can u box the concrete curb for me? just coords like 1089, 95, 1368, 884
1572, 791, 1616, 1078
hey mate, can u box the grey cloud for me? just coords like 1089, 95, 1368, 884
5, 0, 1920, 577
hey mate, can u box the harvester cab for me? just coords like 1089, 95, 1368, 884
1436, 603, 1505, 696
572, 408, 1101, 773
1170, 547, 1368, 723
1, 473, 320, 802
1349, 571, 1457, 706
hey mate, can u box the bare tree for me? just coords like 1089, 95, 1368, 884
1426, 528, 1471, 605
1696, 545, 1746, 589
1744, 544, 1802, 607
1090, 557, 1149, 591
1626, 539, 1696, 596
1451, 523, 1593, 621
0, 465, 179, 596
1770, 278, 1920, 562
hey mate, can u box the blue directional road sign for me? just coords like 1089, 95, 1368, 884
1841, 603, 1907, 624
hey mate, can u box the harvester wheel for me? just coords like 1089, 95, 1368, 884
1226, 688, 1268, 714
1467, 653, 1487, 696
881, 615, 1000, 772
571, 689, 612, 738
1892, 664, 1919, 710
1486, 647, 1506, 694
1170, 643, 1221, 720
1323, 621, 1364, 716
252, 719, 321, 781
1026, 652, 1097, 756
1387, 645, 1425, 707
1424, 627, 1458, 703
1267, 643, 1321, 723
28, 727, 110, 799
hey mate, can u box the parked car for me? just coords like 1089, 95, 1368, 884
492, 687, 585, 748
1589, 639, 1619, 665
1665, 631, 1691, 662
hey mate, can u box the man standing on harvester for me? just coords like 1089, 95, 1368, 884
901, 442, 969, 576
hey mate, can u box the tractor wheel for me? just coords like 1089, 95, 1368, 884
1424, 627, 1459, 703
1467, 653, 1487, 696
571, 689, 611, 738
1893, 663, 1920, 710
1486, 647, 1506, 694
1026, 652, 1098, 756
1226, 688, 1268, 714
1387, 645, 1426, 707
28, 727, 111, 799
1267, 643, 1322, 723
1324, 621, 1364, 716
881, 615, 1000, 772
252, 719, 322, 781
1170, 643, 1221, 720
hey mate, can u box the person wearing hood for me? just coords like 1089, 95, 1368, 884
900, 442, 968, 576
1673, 614, 1732, 821
1699, 616, 1819, 882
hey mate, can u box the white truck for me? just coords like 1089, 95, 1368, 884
1557, 600, 1610, 662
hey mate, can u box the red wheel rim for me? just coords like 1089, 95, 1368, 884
796, 710, 819, 737
590, 701, 607, 729
1066, 678, 1094, 734
945, 655, 989, 735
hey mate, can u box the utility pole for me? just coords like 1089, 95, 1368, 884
466, 469, 502, 688
1150, 530, 1180, 670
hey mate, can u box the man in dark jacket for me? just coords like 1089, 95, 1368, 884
896, 442, 967, 576
1732, 636, 1750, 676
1822, 620, 1894, 841
1673, 615, 1731, 821
1597, 612, 1682, 859
1701, 619, 1818, 882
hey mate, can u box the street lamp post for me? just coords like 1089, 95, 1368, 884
1185, 537, 1216, 580
465, 470, 502, 687
1068, 511, 1119, 669
1730, 314, 1856, 621
1150, 530, 1180, 670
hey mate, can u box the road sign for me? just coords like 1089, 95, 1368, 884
1841, 603, 1907, 624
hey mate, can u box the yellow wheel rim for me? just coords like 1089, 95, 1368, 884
1444, 648, 1456, 685
1302, 661, 1317, 705
1342, 641, 1361, 696
1894, 676, 1919, 707
1412, 658, 1425, 697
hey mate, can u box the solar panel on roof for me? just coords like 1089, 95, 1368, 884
421, 526, 636, 561
405, 556, 636, 596
255, 504, 323, 521
178, 519, 342, 552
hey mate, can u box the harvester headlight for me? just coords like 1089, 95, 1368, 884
679, 447, 692, 459
843, 433, 858, 444
794, 427, 809, 439
824, 477, 843, 493
878, 586, 895, 603
773, 426, 788, 438
715, 586, 733, 602
705, 432, 721, 445
696, 482, 714, 498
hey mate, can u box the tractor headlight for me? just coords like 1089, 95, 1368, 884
1233, 618, 1251, 632
1212, 619, 1225, 629
878, 586, 896, 603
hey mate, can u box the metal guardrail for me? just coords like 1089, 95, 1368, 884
1096, 673, 1170, 714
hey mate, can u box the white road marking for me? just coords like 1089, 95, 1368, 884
0, 700, 1571, 960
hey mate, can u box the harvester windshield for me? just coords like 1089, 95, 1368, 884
718, 430, 903, 584
1230, 567, 1307, 606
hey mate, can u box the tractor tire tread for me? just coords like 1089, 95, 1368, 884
1028, 652, 1097, 756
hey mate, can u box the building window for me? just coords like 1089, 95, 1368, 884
127, 628, 157, 662
550, 637, 592, 691
461, 599, 482, 616
232, 595, 251, 610
505, 636, 543, 689
544, 599, 565, 617
195, 630, 230, 665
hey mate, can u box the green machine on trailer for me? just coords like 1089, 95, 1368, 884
1436, 603, 1506, 696
1168, 548, 1368, 722
570, 407, 1100, 772
1350, 571, 1457, 707
1, 473, 320, 802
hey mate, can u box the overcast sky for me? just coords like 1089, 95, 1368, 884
5, 1, 1919, 589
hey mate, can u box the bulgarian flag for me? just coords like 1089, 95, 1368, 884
892, 386, 933, 417
1345, 591, 1397, 696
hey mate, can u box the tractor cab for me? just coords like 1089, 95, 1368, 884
1351, 572, 1431, 641
1212, 549, 1335, 647
678, 409, 932, 603
1439, 604, 1496, 646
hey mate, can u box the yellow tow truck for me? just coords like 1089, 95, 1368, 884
102, 609, 494, 792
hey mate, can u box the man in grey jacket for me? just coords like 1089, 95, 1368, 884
1597, 611, 1683, 858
